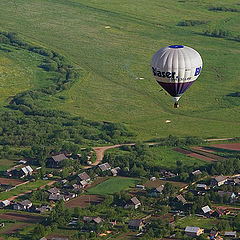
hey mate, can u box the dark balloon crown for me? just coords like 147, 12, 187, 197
169, 45, 184, 48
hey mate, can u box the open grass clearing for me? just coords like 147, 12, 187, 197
0, 43, 54, 107
149, 146, 210, 169
87, 177, 139, 195
0, 0, 239, 140
176, 215, 219, 230
0, 158, 16, 172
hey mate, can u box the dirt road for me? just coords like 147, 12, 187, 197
7, 180, 56, 201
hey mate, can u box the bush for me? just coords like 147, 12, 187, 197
178, 20, 208, 26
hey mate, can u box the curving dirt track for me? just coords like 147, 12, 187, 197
7, 180, 56, 201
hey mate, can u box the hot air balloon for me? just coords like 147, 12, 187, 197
150, 45, 202, 108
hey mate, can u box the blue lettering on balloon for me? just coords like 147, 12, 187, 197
194, 66, 202, 76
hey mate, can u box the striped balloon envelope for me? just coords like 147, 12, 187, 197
150, 45, 202, 108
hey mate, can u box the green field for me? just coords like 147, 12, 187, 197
87, 177, 139, 195
149, 146, 209, 169
0, 44, 54, 107
176, 215, 219, 230
0, 0, 239, 140
0, 179, 50, 201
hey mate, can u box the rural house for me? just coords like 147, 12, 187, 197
72, 184, 81, 191
48, 187, 60, 195
196, 184, 208, 190
185, 226, 204, 237
99, 162, 111, 172
224, 231, 237, 238
211, 176, 227, 186
13, 200, 32, 211
201, 205, 212, 216
111, 167, 121, 176
212, 208, 226, 218
0, 200, 10, 209
35, 205, 52, 213
176, 194, 187, 205
191, 170, 202, 176
155, 185, 164, 194
125, 197, 141, 209
47, 153, 68, 168
83, 216, 104, 224
49, 194, 66, 201
78, 172, 91, 182
79, 180, 88, 188
128, 219, 144, 231
20, 166, 33, 177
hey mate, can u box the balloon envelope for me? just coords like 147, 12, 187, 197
150, 45, 202, 103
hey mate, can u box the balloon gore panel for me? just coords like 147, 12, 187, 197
157, 81, 194, 97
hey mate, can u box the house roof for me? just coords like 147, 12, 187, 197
93, 217, 103, 224
25, 165, 33, 173
214, 208, 225, 215
48, 187, 60, 194
99, 162, 111, 171
52, 154, 68, 163
224, 231, 236, 236
192, 170, 202, 175
234, 178, 240, 184
21, 167, 28, 175
83, 216, 94, 222
130, 197, 141, 205
1, 200, 10, 206
185, 226, 201, 233
176, 194, 187, 204
36, 205, 52, 213
49, 194, 65, 201
214, 176, 227, 183
128, 219, 142, 227
20, 200, 32, 207
79, 180, 88, 187
156, 185, 164, 193
111, 167, 120, 174
72, 184, 81, 189
78, 172, 90, 181
202, 205, 212, 214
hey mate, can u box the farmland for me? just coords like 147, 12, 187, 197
65, 194, 105, 208
0, 0, 239, 140
0, 211, 43, 238
87, 177, 139, 195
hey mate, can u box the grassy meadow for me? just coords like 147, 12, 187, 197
0, 0, 239, 140
87, 177, 138, 195
0, 44, 54, 106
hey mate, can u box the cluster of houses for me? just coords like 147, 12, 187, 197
0, 198, 52, 214
184, 226, 237, 239
5, 165, 33, 178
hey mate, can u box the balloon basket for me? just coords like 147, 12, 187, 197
174, 102, 179, 108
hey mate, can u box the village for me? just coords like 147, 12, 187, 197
0, 142, 240, 240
